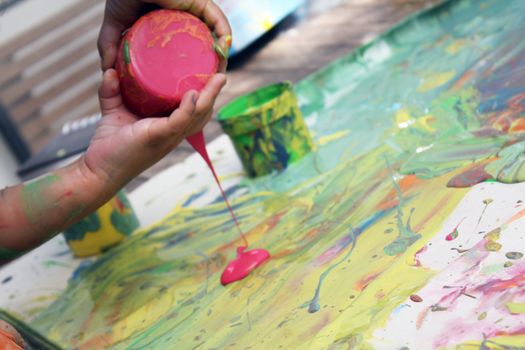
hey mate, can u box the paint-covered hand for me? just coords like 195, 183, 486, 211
98, 0, 232, 71
84, 69, 226, 187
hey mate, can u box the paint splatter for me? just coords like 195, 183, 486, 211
410, 295, 423, 303
505, 251, 523, 260
445, 218, 465, 241
308, 227, 358, 313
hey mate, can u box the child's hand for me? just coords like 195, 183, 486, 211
98, 0, 232, 71
83, 69, 226, 188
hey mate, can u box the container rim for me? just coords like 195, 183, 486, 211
218, 81, 293, 121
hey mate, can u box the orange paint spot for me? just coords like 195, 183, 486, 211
377, 175, 422, 211
509, 118, 525, 133
225, 35, 232, 48
354, 271, 381, 292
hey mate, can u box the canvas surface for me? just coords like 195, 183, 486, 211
31, 0, 525, 348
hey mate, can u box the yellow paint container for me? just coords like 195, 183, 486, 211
63, 190, 139, 257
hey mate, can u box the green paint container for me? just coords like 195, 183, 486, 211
218, 82, 315, 177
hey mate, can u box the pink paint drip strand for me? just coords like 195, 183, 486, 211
186, 132, 270, 285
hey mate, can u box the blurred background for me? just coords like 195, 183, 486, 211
0, 0, 438, 189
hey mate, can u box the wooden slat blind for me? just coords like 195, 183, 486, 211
0, 0, 104, 154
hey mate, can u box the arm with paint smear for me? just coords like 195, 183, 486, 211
0, 69, 226, 263
98, 0, 232, 71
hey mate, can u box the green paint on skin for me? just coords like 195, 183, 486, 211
28, 1, 525, 348
21, 175, 60, 225
213, 42, 228, 60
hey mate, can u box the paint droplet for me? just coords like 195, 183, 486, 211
410, 294, 423, 302
478, 312, 487, 320
451, 247, 469, 253
430, 304, 447, 312
384, 228, 393, 234
485, 241, 502, 252
504, 261, 513, 268
445, 219, 464, 241
445, 229, 459, 241
505, 251, 523, 260
483, 198, 493, 205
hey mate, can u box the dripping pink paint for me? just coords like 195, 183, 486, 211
187, 132, 270, 285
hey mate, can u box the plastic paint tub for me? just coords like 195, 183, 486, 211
218, 82, 315, 177
63, 190, 139, 257
116, 9, 218, 117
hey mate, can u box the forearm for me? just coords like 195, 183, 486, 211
0, 156, 120, 258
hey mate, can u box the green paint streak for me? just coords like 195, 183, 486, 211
21, 175, 60, 224
308, 226, 358, 313
486, 141, 525, 183
123, 40, 131, 65
384, 160, 421, 256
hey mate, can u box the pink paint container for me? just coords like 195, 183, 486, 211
116, 9, 219, 117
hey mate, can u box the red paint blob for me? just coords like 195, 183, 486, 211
410, 294, 423, 302
221, 246, 270, 285
117, 9, 218, 117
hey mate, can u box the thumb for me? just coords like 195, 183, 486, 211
98, 69, 123, 113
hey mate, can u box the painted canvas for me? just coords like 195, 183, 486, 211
30, 0, 525, 348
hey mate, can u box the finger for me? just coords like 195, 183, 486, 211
99, 69, 124, 113
97, 19, 124, 71
194, 73, 227, 115
198, 0, 232, 39
152, 0, 232, 41
148, 90, 199, 140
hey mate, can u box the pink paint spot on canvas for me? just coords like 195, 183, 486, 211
221, 246, 270, 285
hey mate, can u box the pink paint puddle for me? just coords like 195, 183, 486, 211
186, 131, 271, 285
220, 246, 270, 285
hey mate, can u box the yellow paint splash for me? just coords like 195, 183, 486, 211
417, 71, 456, 92
317, 130, 350, 145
